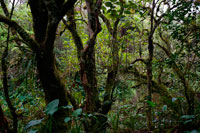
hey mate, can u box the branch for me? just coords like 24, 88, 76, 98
63, 18, 83, 60
0, 15, 39, 52
82, 0, 102, 54
149, 1, 183, 37
112, 5, 124, 37
154, 42, 170, 57
42, 0, 77, 51
131, 58, 146, 65
123, 58, 146, 72
61, 0, 78, 18
131, 83, 145, 89
99, 13, 113, 34
43, 0, 59, 18
0, 0, 9, 16
86, 0, 102, 39
0, 0, 22, 46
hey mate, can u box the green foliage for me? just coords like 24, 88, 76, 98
64, 117, 71, 123
109, 111, 120, 131
45, 99, 59, 116
0, 0, 200, 132
24, 119, 44, 131
64, 108, 84, 133
72, 108, 82, 117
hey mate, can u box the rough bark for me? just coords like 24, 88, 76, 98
66, 1, 112, 131
64, 9, 83, 60
76, 0, 101, 113
66, 0, 102, 113
29, 0, 76, 130
78, 1, 103, 131
28, 0, 48, 44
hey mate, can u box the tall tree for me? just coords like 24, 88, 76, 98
0, 0, 77, 131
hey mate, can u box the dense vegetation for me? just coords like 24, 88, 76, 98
0, 0, 200, 132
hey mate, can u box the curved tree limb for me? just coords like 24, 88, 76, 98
99, 13, 113, 34
0, 14, 39, 52
64, 8, 84, 60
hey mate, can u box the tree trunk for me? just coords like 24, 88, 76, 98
37, 52, 70, 131
146, 36, 154, 130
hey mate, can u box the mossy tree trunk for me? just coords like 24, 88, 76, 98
66, 0, 122, 131
70, 0, 105, 131
98, 6, 124, 116
0, 0, 77, 131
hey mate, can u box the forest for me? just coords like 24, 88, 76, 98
0, 0, 200, 132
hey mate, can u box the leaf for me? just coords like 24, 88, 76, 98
122, 4, 129, 8
183, 119, 192, 124
72, 108, 82, 117
190, 130, 198, 133
25, 59, 32, 74
45, 99, 59, 116
180, 115, 195, 119
124, 10, 132, 14
88, 114, 93, 117
105, 2, 113, 7
110, 10, 118, 17
24, 119, 44, 130
162, 105, 167, 112
63, 105, 73, 109
19, 95, 26, 102
64, 117, 71, 123
28, 129, 38, 133
147, 100, 156, 107
101, 5, 106, 11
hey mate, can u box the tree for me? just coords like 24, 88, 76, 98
0, 0, 77, 131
